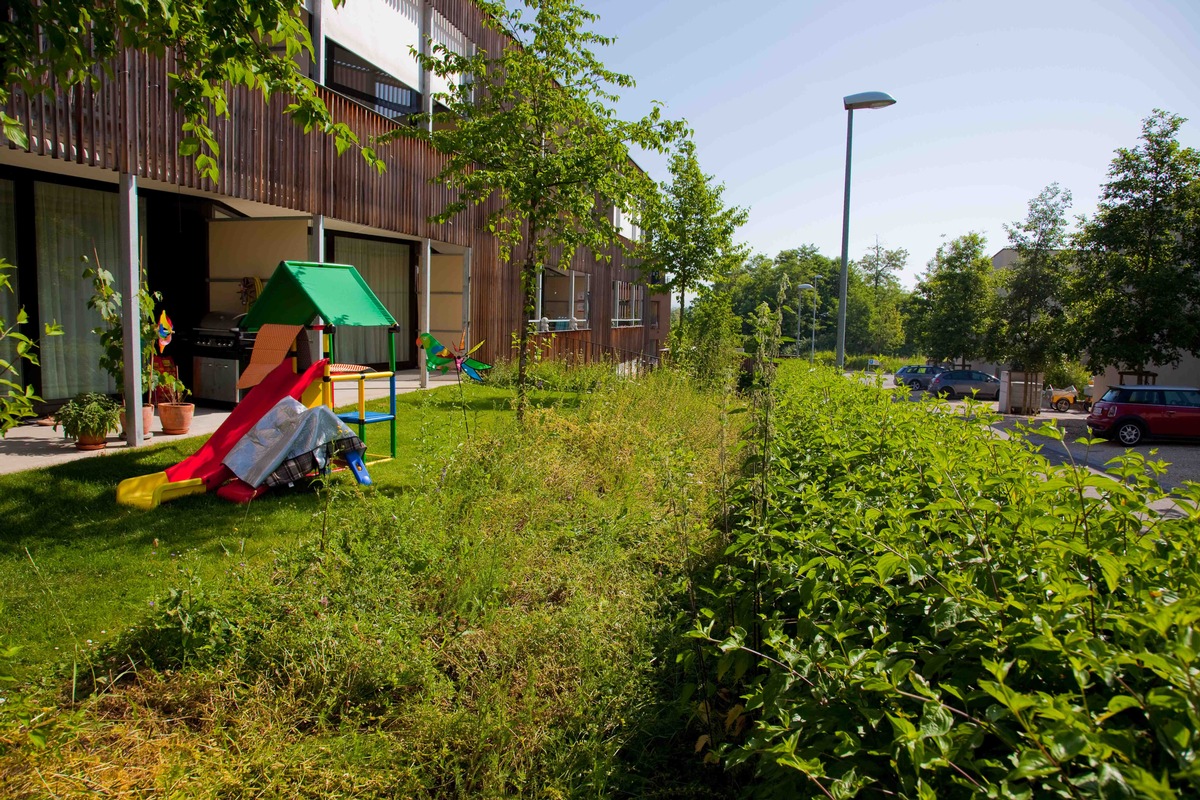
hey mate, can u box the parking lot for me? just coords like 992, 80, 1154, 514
876, 374, 1200, 491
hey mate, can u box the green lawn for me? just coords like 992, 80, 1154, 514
0, 384, 564, 674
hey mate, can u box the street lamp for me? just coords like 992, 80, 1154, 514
797, 278, 820, 364
835, 91, 896, 370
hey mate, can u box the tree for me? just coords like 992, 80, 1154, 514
863, 291, 905, 355
640, 138, 748, 338
993, 184, 1073, 373
859, 239, 908, 296
717, 246, 835, 349
852, 241, 909, 355
911, 233, 996, 365
1069, 110, 1200, 375
404, 0, 684, 419
0, 0, 378, 180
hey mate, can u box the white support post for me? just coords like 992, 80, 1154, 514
310, 214, 325, 262
419, 239, 431, 388
312, 0, 326, 84
311, 215, 326, 360
119, 173, 144, 446
419, 0, 433, 132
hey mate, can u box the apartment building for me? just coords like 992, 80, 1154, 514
1, 0, 669, 410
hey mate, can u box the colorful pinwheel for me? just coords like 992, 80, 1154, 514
156, 311, 175, 353
417, 332, 491, 382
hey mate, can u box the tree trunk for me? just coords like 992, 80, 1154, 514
677, 286, 686, 337
517, 258, 536, 423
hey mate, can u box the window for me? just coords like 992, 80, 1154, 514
531, 268, 589, 331
1161, 390, 1200, 407
1128, 389, 1162, 405
613, 205, 640, 242
612, 280, 644, 327
326, 41, 420, 121
649, 300, 661, 329
35, 182, 146, 398
328, 235, 413, 365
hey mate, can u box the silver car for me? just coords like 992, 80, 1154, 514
928, 369, 1001, 400
893, 365, 948, 390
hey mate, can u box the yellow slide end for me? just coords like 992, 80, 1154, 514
116, 472, 207, 510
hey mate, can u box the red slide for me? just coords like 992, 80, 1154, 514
165, 359, 329, 491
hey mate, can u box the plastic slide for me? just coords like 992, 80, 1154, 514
116, 359, 329, 509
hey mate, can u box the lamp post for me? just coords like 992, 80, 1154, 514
835, 91, 896, 370
797, 279, 820, 364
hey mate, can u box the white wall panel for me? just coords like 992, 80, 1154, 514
323, 0, 421, 91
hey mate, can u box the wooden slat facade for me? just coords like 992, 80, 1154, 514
3, 0, 667, 368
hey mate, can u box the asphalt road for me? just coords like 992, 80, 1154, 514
871, 373, 1200, 491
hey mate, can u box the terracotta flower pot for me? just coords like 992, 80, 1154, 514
118, 404, 155, 439
158, 402, 194, 435
75, 432, 108, 451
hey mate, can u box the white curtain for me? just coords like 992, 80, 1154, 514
0, 180, 18, 382
35, 183, 145, 399
331, 236, 411, 365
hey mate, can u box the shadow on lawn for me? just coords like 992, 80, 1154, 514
2, 384, 559, 556
0, 441, 313, 555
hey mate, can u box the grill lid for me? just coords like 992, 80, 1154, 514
196, 311, 247, 335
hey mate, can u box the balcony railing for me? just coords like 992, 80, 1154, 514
4, 47, 480, 246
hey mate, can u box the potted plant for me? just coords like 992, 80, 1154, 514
54, 392, 122, 450
156, 372, 194, 435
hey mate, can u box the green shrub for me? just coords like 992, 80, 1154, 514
800, 350, 912, 373
686, 364, 1200, 798
673, 291, 743, 391
1044, 358, 1093, 389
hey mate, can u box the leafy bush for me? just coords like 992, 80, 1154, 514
673, 290, 743, 390
686, 364, 1200, 798
1044, 358, 1093, 390
804, 350, 911, 373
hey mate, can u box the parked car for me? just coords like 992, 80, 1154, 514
1046, 385, 1078, 412
928, 369, 1001, 401
893, 364, 948, 390
1086, 385, 1200, 446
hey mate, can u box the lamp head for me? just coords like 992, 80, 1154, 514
797, 284, 815, 291
844, 91, 896, 111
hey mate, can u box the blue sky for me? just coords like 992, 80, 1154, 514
576, 0, 1200, 287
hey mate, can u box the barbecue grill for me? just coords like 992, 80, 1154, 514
192, 311, 256, 404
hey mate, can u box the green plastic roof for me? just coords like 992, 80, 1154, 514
240, 261, 397, 331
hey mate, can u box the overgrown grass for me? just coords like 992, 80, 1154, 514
0, 385, 555, 676
1, 373, 736, 797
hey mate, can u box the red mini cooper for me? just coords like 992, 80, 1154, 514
1086, 385, 1200, 446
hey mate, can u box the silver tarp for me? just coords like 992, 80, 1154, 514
222, 397, 362, 488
